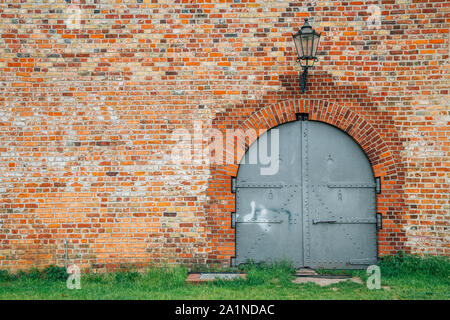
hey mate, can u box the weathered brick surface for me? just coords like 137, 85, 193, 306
0, 0, 448, 271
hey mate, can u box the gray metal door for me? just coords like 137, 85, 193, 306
235, 119, 377, 269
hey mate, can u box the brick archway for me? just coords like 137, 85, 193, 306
225, 99, 398, 180
205, 99, 406, 266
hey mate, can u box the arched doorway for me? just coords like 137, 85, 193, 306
235, 118, 378, 269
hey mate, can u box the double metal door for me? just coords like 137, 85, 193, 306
235, 119, 378, 269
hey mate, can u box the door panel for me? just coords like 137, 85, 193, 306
235, 119, 377, 269
235, 184, 302, 265
237, 121, 301, 183
305, 121, 377, 268
236, 121, 303, 266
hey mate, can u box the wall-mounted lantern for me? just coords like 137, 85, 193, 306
292, 18, 322, 93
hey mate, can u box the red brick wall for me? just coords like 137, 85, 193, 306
0, 0, 448, 271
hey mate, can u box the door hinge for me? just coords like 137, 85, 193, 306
238, 219, 283, 224
231, 177, 237, 193
230, 257, 236, 267
327, 183, 376, 188
376, 213, 383, 230
236, 182, 284, 188
231, 212, 236, 228
375, 177, 381, 194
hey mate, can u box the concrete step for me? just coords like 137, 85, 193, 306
186, 273, 246, 284
295, 268, 318, 276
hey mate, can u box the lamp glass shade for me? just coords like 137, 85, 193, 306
292, 19, 321, 67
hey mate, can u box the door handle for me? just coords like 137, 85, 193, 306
312, 218, 337, 224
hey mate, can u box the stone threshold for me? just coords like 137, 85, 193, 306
186, 272, 247, 283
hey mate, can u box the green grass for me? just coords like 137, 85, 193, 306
0, 253, 448, 300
